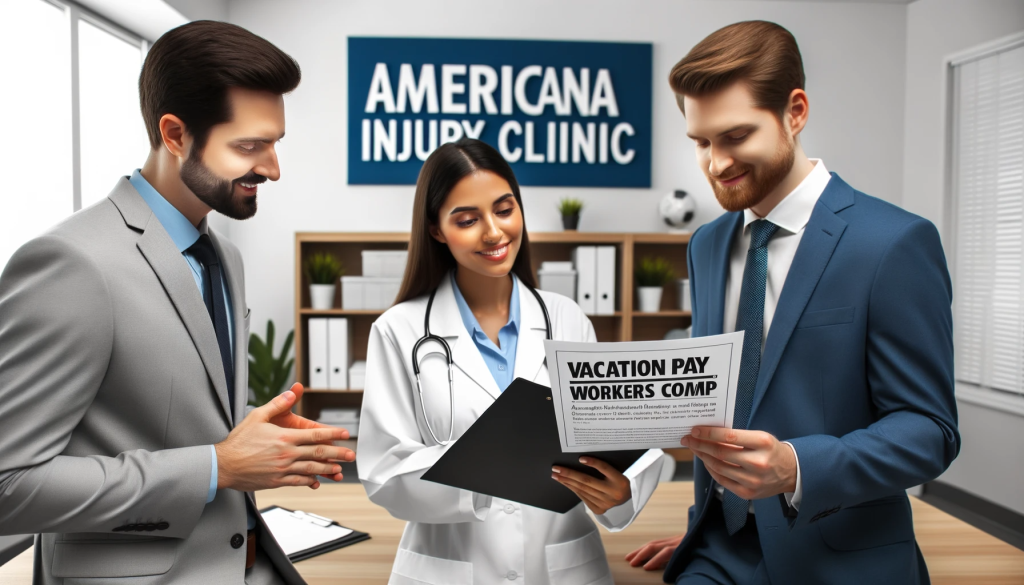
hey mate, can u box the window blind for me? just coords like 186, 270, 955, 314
952, 42, 1024, 397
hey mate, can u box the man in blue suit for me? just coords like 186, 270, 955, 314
626, 21, 959, 584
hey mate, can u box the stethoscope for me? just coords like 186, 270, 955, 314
412, 278, 552, 445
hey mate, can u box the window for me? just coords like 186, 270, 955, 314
0, 0, 148, 271
949, 34, 1024, 412
0, 0, 72, 270
79, 18, 148, 208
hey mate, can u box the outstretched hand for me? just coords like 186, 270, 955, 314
269, 383, 342, 432
215, 384, 355, 492
625, 534, 684, 571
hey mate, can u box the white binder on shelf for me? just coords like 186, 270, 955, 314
308, 318, 329, 389
327, 318, 351, 390
573, 246, 597, 314
595, 246, 616, 315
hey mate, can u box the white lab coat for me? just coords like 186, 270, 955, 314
358, 274, 664, 585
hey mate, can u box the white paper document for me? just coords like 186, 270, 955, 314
261, 507, 354, 556
544, 332, 744, 452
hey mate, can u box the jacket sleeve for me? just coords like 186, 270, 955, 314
684, 226, 701, 531
593, 449, 664, 532
357, 321, 490, 524
0, 235, 211, 539
786, 218, 960, 528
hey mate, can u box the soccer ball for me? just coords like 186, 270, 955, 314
659, 190, 697, 233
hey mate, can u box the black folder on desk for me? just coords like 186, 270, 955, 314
259, 506, 370, 562
421, 378, 646, 513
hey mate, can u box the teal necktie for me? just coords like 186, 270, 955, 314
722, 219, 779, 535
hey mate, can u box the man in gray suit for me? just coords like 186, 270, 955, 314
0, 21, 353, 584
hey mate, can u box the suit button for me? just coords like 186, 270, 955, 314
156, 522, 169, 531
506, 570, 518, 580
504, 504, 516, 514
230, 533, 245, 549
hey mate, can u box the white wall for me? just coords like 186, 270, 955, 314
163, 0, 228, 22
222, 0, 907, 348
902, 0, 1024, 516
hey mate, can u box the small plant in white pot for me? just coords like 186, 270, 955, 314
306, 252, 343, 310
635, 257, 674, 313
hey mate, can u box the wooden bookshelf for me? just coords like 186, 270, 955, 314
294, 231, 692, 458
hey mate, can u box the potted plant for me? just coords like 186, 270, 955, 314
248, 320, 294, 407
306, 252, 343, 310
557, 197, 584, 231
635, 257, 674, 312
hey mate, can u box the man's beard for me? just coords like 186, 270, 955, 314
707, 133, 795, 213
180, 148, 264, 220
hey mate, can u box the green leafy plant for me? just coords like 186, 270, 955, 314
305, 252, 344, 285
635, 257, 675, 287
557, 197, 584, 216
248, 320, 294, 407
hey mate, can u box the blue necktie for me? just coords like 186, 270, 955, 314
187, 234, 235, 421
722, 219, 779, 535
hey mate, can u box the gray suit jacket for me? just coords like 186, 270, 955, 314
0, 178, 305, 584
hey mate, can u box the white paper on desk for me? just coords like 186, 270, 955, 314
261, 508, 354, 556
544, 332, 744, 452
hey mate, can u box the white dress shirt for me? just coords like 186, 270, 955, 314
714, 159, 832, 512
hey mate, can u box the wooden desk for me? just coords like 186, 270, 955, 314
2, 483, 1022, 583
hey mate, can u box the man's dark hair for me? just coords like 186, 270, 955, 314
139, 20, 301, 151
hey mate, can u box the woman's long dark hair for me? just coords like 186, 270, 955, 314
396, 138, 537, 304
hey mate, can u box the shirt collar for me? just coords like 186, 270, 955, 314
450, 272, 521, 339
129, 169, 206, 253
742, 159, 831, 234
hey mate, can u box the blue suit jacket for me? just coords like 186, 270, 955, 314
664, 174, 960, 585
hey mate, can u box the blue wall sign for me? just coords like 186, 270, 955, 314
348, 37, 652, 187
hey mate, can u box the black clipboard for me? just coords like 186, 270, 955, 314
259, 505, 370, 562
421, 378, 646, 513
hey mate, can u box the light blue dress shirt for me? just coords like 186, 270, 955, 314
450, 273, 520, 392
130, 170, 232, 505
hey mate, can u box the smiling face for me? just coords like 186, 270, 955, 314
180, 87, 286, 220
429, 170, 523, 280
684, 82, 797, 213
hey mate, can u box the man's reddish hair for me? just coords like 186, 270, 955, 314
669, 20, 805, 119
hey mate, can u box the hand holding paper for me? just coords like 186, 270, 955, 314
543, 332, 745, 452
681, 426, 797, 500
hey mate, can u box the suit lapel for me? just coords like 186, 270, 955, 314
748, 175, 854, 421
109, 180, 234, 426
513, 282, 548, 383
707, 214, 743, 337
210, 229, 247, 423
430, 276, 502, 400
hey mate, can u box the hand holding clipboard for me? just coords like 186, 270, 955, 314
421, 378, 647, 513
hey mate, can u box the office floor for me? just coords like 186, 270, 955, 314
339, 458, 1024, 552
922, 482, 1024, 551
669, 460, 1024, 553
2, 482, 1023, 584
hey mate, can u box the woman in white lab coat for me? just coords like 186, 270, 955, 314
357, 138, 664, 585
